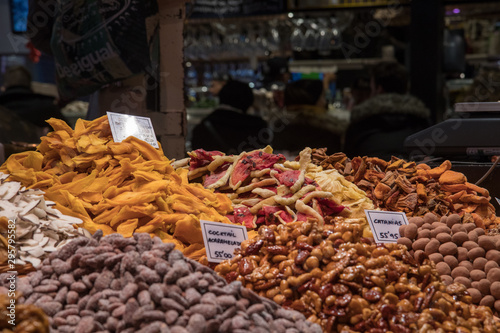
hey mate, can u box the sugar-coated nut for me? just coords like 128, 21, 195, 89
444, 256, 458, 270
456, 247, 467, 263
436, 262, 451, 276
454, 276, 471, 289
467, 247, 486, 261
397, 237, 412, 251
462, 241, 479, 251
451, 232, 468, 246
472, 281, 479, 289
487, 267, 500, 282
446, 214, 461, 228
423, 212, 438, 224
431, 222, 446, 229
421, 223, 432, 230
485, 261, 499, 274
404, 224, 418, 240
436, 233, 451, 244
474, 228, 486, 236
473, 257, 488, 270
399, 225, 407, 237
478, 279, 491, 296
428, 253, 444, 264
478, 235, 496, 251
417, 229, 432, 239
441, 275, 453, 285
463, 223, 476, 233
496, 239, 500, 251
480, 295, 495, 307
451, 266, 470, 279
411, 217, 425, 228
470, 270, 486, 282
486, 250, 500, 264
468, 231, 479, 243
451, 224, 466, 234
495, 300, 500, 313
458, 261, 473, 271
467, 288, 482, 304
431, 226, 451, 238
424, 239, 441, 255
490, 281, 500, 299
439, 242, 458, 256
412, 238, 430, 251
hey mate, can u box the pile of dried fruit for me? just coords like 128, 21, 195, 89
215, 218, 500, 332
3, 232, 321, 333
178, 147, 350, 229
0, 292, 49, 332
0, 116, 233, 259
311, 149, 498, 228
0, 173, 90, 271
398, 212, 500, 314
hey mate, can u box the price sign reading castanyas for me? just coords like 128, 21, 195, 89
364, 210, 409, 244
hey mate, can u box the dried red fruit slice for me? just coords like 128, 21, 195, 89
233, 205, 257, 228
188, 149, 224, 171
203, 163, 231, 187
230, 151, 285, 189
275, 170, 301, 187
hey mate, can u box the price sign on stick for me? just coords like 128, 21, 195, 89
364, 210, 409, 244
200, 220, 248, 263
107, 112, 159, 148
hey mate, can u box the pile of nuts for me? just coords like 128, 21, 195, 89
398, 212, 500, 314
2, 232, 321, 333
0, 173, 90, 271
310, 149, 498, 228
215, 218, 500, 332
0, 292, 49, 332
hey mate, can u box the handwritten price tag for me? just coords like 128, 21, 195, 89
364, 210, 409, 244
200, 220, 248, 263
107, 112, 159, 148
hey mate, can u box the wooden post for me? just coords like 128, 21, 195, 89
156, 0, 186, 159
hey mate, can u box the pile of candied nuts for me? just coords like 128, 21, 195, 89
215, 217, 500, 333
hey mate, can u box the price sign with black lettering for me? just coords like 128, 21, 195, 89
364, 210, 409, 244
200, 220, 248, 263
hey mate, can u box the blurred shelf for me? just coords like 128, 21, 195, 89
289, 57, 395, 72
466, 53, 500, 65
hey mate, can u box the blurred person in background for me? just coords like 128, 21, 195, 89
191, 80, 268, 154
208, 73, 232, 97
343, 62, 431, 160
272, 79, 343, 156
0, 66, 67, 131
347, 75, 372, 110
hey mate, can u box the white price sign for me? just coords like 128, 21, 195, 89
200, 220, 248, 263
107, 112, 159, 148
364, 210, 409, 244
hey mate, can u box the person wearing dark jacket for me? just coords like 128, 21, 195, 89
191, 80, 268, 154
344, 62, 431, 160
272, 79, 343, 156
0, 66, 67, 129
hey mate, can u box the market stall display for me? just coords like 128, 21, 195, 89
398, 212, 500, 314
0, 116, 233, 260
311, 149, 498, 229
214, 217, 500, 333
4, 232, 322, 333
177, 147, 369, 232
0, 292, 49, 332
0, 172, 90, 273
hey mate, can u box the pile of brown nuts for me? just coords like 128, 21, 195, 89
310, 149, 498, 228
215, 218, 500, 333
1, 232, 321, 333
398, 212, 500, 314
